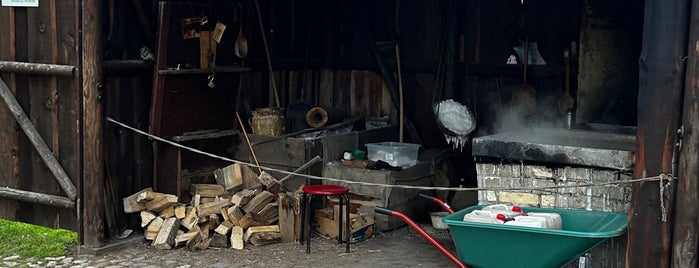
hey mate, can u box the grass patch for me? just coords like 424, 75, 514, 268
0, 219, 77, 259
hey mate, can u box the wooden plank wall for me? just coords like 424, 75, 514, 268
0, 0, 79, 230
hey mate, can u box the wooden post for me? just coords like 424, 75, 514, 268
628, 0, 690, 266
0, 61, 75, 77
0, 77, 77, 200
672, 1, 699, 266
81, 0, 105, 247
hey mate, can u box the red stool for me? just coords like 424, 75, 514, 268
299, 184, 350, 254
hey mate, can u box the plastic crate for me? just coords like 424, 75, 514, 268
365, 142, 420, 167
442, 205, 628, 268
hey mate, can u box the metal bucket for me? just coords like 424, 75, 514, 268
250, 107, 285, 136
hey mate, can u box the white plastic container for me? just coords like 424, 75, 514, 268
365, 142, 420, 167
527, 212, 562, 230
482, 204, 525, 218
462, 210, 505, 224
504, 215, 548, 228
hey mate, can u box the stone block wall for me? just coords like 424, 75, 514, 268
476, 163, 632, 213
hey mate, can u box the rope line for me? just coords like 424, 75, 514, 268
106, 117, 671, 192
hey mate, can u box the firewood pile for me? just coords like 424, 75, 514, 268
123, 163, 294, 251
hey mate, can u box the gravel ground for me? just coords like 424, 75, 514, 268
1, 224, 459, 268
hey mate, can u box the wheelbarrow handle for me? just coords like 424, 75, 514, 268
419, 194, 455, 214
374, 207, 394, 216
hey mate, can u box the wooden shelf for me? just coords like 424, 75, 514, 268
158, 66, 251, 75
468, 64, 565, 78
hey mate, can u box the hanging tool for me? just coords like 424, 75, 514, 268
254, 0, 280, 107
234, 3, 248, 58
559, 49, 574, 114
510, 38, 536, 115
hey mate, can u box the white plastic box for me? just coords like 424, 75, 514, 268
365, 142, 420, 167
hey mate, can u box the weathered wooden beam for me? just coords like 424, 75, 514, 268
81, 0, 105, 248
628, 0, 690, 266
0, 186, 74, 209
672, 1, 699, 265
0, 77, 77, 200
0, 61, 75, 77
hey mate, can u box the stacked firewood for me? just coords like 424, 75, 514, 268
123, 163, 287, 250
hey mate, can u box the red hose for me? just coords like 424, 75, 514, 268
390, 210, 467, 268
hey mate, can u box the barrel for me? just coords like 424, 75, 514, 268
250, 107, 285, 136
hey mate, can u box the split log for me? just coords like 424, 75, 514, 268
197, 199, 232, 217
175, 231, 199, 247
175, 205, 187, 219
140, 210, 157, 227
243, 191, 274, 214
214, 163, 244, 191
153, 218, 181, 250
244, 225, 281, 246
145, 194, 178, 212
208, 214, 221, 231
258, 203, 279, 225
240, 164, 263, 190
159, 205, 175, 219
258, 171, 281, 194
181, 206, 199, 230
145, 217, 164, 240
238, 212, 265, 229
215, 220, 235, 235
186, 231, 209, 251
278, 192, 300, 243
190, 184, 224, 198
228, 205, 245, 226
136, 189, 164, 203
231, 226, 244, 250
232, 189, 257, 207
200, 197, 217, 204
123, 187, 151, 213
209, 233, 229, 248
191, 194, 201, 207
220, 207, 231, 222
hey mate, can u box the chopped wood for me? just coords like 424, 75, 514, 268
258, 203, 279, 225
181, 206, 199, 230
257, 171, 281, 194
153, 218, 181, 250
198, 215, 209, 224
213, 163, 244, 191
123, 187, 151, 213
244, 225, 281, 246
200, 197, 217, 203
186, 231, 209, 251
159, 205, 175, 219
136, 189, 165, 203
140, 210, 157, 228
190, 184, 224, 198
238, 212, 265, 229
240, 164, 263, 190
197, 198, 232, 217
316, 208, 334, 220
175, 230, 199, 247
278, 192, 300, 243
174, 205, 187, 219
145, 217, 164, 241
228, 205, 245, 226
198, 222, 210, 241
208, 214, 221, 230
230, 226, 244, 250
145, 194, 178, 212
220, 207, 231, 222
215, 220, 235, 235
231, 189, 257, 207
191, 194, 201, 207
243, 191, 274, 214
209, 233, 229, 248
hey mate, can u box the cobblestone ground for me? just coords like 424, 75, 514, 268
1, 225, 458, 268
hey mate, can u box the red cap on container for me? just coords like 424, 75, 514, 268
512, 206, 522, 213
496, 214, 506, 221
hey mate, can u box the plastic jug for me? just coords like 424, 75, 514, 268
504, 215, 548, 228
462, 210, 506, 224
482, 204, 526, 218
527, 212, 562, 230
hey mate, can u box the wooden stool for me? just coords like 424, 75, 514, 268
299, 184, 350, 254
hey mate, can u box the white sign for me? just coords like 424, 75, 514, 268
2, 0, 39, 7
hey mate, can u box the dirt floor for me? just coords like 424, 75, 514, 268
2, 224, 457, 268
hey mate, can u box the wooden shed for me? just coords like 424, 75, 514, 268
0, 0, 697, 266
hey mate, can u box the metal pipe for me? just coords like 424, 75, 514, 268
375, 207, 467, 268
